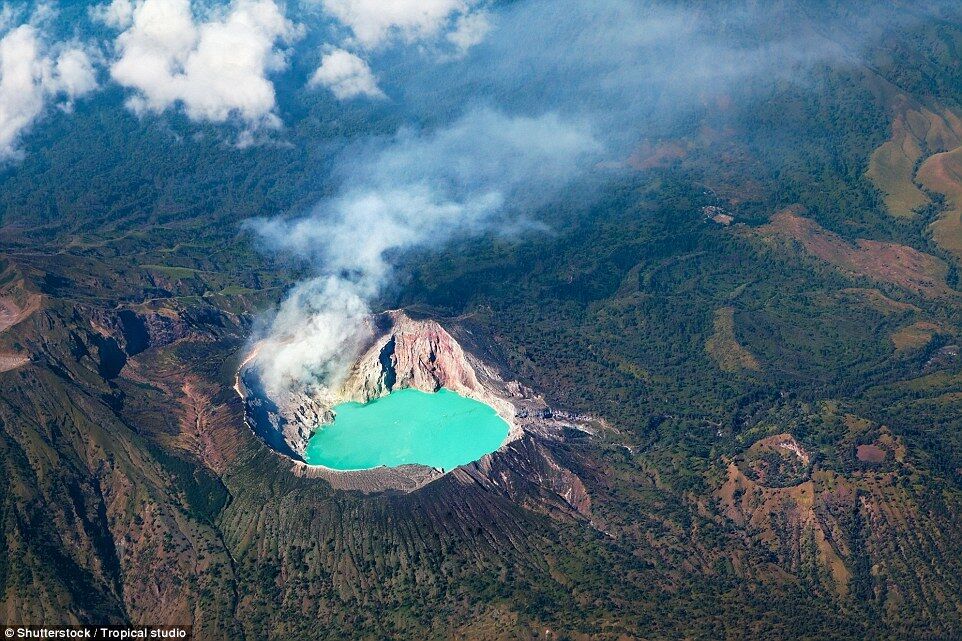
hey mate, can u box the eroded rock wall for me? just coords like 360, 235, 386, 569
342, 311, 480, 398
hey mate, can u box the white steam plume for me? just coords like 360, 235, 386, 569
249, 107, 600, 394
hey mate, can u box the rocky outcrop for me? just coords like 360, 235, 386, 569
0, 292, 41, 334
88, 306, 191, 357
342, 312, 482, 401
262, 385, 335, 455
339, 311, 522, 440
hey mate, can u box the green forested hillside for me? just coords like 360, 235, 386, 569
3, 1, 962, 639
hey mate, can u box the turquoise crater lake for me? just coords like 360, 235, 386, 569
303, 388, 510, 471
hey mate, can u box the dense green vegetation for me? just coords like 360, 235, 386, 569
3, 1, 962, 639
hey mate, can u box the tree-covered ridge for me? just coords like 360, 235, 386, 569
3, 1, 962, 639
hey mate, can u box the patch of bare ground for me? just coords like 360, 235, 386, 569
0, 352, 29, 372
140, 358, 243, 475
0, 286, 41, 372
856, 444, 887, 464
705, 306, 760, 372
450, 607, 526, 640
293, 461, 444, 493
735, 433, 811, 487
758, 206, 952, 297
891, 321, 942, 352
0, 292, 41, 333
866, 105, 962, 217
177, 376, 232, 474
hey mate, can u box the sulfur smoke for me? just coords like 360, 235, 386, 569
247, 0, 948, 395
249, 108, 600, 394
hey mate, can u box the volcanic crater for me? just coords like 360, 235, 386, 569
238, 310, 597, 502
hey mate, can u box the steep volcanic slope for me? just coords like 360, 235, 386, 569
0, 279, 242, 635
8, 6, 962, 634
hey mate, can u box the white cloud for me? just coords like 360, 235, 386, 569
52, 48, 99, 98
0, 24, 96, 161
90, 0, 135, 28
446, 10, 489, 53
320, 0, 482, 49
308, 47, 383, 99
103, 0, 297, 127
308, 0, 488, 103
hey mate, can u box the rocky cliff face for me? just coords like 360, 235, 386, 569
339, 311, 521, 438
342, 311, 481, 401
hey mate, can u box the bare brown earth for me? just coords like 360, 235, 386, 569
176, 377, 233, 475
856, 444, 887, 463
0, 278, 41, 371
120, 335, 243, 477
0, 353, 30, 372
758, 207, 952, 297
0, 293, 40, 333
